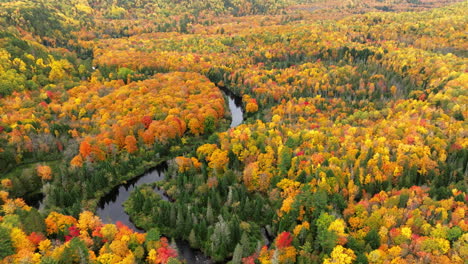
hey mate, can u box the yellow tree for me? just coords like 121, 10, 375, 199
48, 58, 72, 82
323, 245, 356, 264
208, 149, 229, 173
188, 118, 202, 136
78, 211, 102, 233
243, 162, 259, 191
36, 165, 52, 181
70, 155, 84, 168
45, 212, 77, 235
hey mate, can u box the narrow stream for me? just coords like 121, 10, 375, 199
96, 86, 244, 263
24, 193, 44, 210
96, 162, 169, 231
219, 86, 243, 128
29, 86, 244, 262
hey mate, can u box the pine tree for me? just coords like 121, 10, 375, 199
188, 229, 198, 248
175, 206, 185, 236
18, 208, 46, 234
58, 237, 89, 264
206, 203, 214, 224
169, 206, 177, 228
240, 231, 250, 251
0, 226, 14, 259
364, 228, 380, 250
231, 243, 243, 264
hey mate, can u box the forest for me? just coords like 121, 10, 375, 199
0, 0, 467, 263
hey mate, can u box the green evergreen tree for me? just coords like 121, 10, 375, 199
0, 226, 14, 259
231, 243, 243, 264
167, 258, 183, 264
58, 238, 89, 264
364, 228, 380, 250
206, 203, 215, 224
315, 212, 337, 254
18, 208, 46, 234
188, 229, 198, 248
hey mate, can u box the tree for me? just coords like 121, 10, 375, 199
147, 238, 178, 264
48, 59, 72, 82
79, 140, 92, 158
45, 212, 77, 235
37, 165, 52, 180
101, 224, 118, 241
323, 245, 356, 264
142, 116, 152, 129
246, 99, 258, 113
70, 155, 83, 168
243, 162, 259, 191
204, 116, 216, 134
278, 146, 292, 175
18, 208, 46, 234
365, 228, 380, 250
232, 243, 243, 264
208, 149, 229, 172
10, 227, 34, 252
117, 67, 133, 82
58, 237, 90, 264
77, 211, 101, 233
124, 135, 138, 153
276, 232, 293, 249
188, 118, 202, 136
316, 212, 337, 254
0, 226, 14, 259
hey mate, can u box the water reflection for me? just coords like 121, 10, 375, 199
96, 162, 168, 231
218, 86, 243, 128
63, 87, 243, 264
91, 88, 244, 263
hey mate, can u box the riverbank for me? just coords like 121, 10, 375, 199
94, 85, 244, 263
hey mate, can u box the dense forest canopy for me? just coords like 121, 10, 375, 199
0, 0, 467, 263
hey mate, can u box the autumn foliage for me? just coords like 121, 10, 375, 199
1, 0, 467, 263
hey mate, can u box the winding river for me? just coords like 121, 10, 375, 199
96, 86, 244, 264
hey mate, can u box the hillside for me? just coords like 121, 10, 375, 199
0, 0, 467, 263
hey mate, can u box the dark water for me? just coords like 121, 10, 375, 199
96, 87, 244, 263
96, 162, 169, 231
28, 87, 244, 263
24, 193, 44, 210
29, 87, 243, 263
96, 162, 213, 263
219, 86, 244, 128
